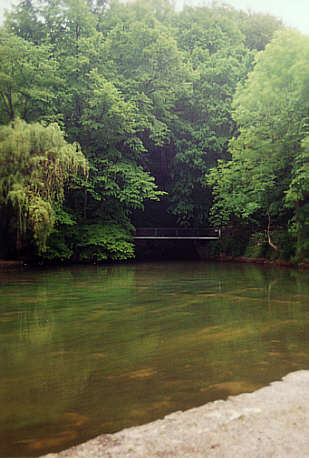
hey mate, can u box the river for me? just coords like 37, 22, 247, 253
0, 261, 308, 457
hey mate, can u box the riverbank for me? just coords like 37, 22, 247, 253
213, 255, 309, 269
44, 370, 309, 458
1, 257, 309, 270
0, 260, 24, 269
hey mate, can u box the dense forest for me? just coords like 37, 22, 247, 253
0, 0, 308, 263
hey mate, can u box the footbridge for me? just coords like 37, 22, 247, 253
133, 227, 221, 240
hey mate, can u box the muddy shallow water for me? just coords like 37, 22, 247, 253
43, 370, 309, 458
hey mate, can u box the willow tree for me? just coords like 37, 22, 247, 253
0, 119, 88, 255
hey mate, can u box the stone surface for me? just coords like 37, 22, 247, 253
43, 371, 309, 457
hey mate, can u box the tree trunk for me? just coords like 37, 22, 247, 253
83, 187, 88, 222
266, 207, 279, 252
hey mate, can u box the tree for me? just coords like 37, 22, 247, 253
100, 0, 187, 149
0, 119, 88, 255
236, 11, 284, 51
167, 5, 252, 225
0, 32, 60, 124
2, 0, 167, 261
4, 0, 45, 44
1, 0, 294, 262
285, 135, 309, 259
207, 30, 309, 260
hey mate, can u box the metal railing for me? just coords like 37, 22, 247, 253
133, 227, 221, 239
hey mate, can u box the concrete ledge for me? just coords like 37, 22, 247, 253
44, 370, 309, 458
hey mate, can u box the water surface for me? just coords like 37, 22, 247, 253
0, 261, 309, 456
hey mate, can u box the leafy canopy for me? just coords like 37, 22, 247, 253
207, 30, 309, 258
0, 119, 88, 253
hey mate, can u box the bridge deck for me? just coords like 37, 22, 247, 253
133, 227, 220, 240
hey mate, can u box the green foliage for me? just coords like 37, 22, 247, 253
218, 226, 249, 258
285, 136, 309, 259
167, 4, 253, 224
270, 231, 296, 261
0, 119, 88, 254
5, 0, 46, 44
94, 160, 165, 211
285, 136, 309, 207
42, 207, 77, 261
244, 232, 267, 258
236, 12, 284, 51
100, 0, 188, 151
0, 32, 60, 123
74, 222, 135, 262
1, 0, 300, 262
207, 30, 309, 261
45, 213, 136, 262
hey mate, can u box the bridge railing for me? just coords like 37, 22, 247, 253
133, 227, 221, 239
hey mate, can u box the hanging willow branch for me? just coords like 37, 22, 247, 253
0, 119, 88, 253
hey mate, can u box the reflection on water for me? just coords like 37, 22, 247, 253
0, 262, 309, 456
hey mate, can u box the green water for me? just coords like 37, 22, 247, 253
0, 261, 309, 457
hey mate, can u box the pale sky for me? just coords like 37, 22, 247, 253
176, 0, 309, 35
0, 0, 308, 35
